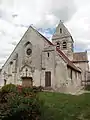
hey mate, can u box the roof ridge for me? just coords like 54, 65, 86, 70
30, 25, 53, 45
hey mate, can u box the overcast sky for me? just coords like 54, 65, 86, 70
0, 0, 90, 67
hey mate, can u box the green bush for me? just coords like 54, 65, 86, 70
37, 86, 44, 92
7, 93, 42, 120
0, 84, 17, 104
85, 85, 90, 91
1, 84, 17, 93
0, 84, 44, 120
32, 86, 44, 93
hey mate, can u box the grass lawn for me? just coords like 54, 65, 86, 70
39, 92, 90, 120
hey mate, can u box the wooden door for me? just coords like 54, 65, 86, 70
22, 77, 33, 87
45, 71, 51, 87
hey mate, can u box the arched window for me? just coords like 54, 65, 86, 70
24, 41, 30, 47
10, 61, 13, 65
60, 28, 62, 33
24, 42, 32, 56
47, 53, 49, 57
56, 42, 60, 48
63, 41, 67, 49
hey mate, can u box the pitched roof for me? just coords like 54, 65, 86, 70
56, 48, 81, 72
2, 26, 53, 69
1, 25, 81, 73
52, 21, 73, 42
73, 52, 89, 62
31, 26, 81, 72
30, 26, 53, 46
57, 21, 71, 36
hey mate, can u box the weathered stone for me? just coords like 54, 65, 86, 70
0, 21, 89, 94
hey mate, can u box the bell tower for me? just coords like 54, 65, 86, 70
52, 20, 74, 60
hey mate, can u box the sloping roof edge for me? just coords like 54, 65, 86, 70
1, 25, 53, 69
2, 26, 31, 69
56, 48, 81, 72
1, 25, 81, 73
30, 26, 53, 45
73, 52, 89, 62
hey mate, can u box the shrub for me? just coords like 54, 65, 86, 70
37, 86, 44, 92
0, 84, 17, 104
84, 85, 90, 91
1, 84, 17, 93
7, 93, 42, 120
0, 84, 44, 120
32, 86, 44, 93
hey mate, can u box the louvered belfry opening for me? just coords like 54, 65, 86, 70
63, 41, 67, 49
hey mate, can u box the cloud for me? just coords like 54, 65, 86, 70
38, 28, 55, 40
10, 41, 18, 46
0, 0, 77, 29
35, 0, 77, 28
66, 1, 90, 53
0, 0, 78, 68
0, 0, 90, 68
0, 0, 76, 28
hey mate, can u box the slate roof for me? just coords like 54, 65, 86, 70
73, 52, 89, 62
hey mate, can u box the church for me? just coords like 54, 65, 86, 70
0, 21, 89, 93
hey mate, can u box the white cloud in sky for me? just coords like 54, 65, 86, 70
65, 1, 90, 54
0, 0, 90, 67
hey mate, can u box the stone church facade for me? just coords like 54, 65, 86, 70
0, 21, 89, 93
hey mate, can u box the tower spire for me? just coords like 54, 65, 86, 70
52, 20, 74, 60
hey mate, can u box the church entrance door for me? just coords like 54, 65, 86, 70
45, 71, 51, 87
22, 77, 33, 87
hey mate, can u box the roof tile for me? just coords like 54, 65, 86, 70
73, 52, 88, 62
56, 48, 81, 72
